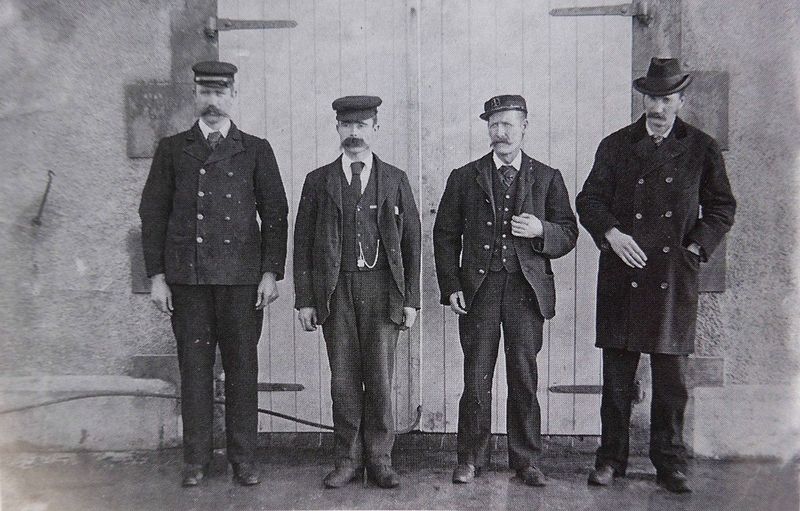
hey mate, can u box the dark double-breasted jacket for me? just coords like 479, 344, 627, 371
139, 122, 289, 285
576, 115, 736, 354
433, 151, 578, 320
293, 154, 422, 326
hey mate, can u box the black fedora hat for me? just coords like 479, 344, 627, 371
633, 58, 692, 96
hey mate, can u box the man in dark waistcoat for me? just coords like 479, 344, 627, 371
293, 96, 421, 489
433, 95, 578, 487
576, 58, 736, 493
138, 61, 288, 487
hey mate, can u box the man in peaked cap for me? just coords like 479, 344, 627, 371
293, 95, 421, 489
433, 94, 578, 487
577, 58, 736, 493
139, 61, 288, 487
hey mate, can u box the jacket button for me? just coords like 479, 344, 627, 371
485, 198, 490, 204
227, 171, 234, 177
199, 168, 206, 175
225, 193, 232, 199
631, 281, 638, 288
664, 210, 673, 218
224, 216, 231, 221
486, 221, 492, 226
660, 282, 669, 289
502, 245, 507, 250
196, 237, 203, 243
662, 246, 670, 253
635, 213, 642, 220
197, 213, 204, 220
478, 269, 485, 274
223, 239, 231, 244
638, 178, 644, 185
483, 244, 490, 250
502, 234, 507, 238
505, 194, 511, 199
665, 177, 673, 183
197, 191, 205, 197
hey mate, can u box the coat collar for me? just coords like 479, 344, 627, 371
475, 151, 537, 216
324, 153, 398, 212
182, 121, 245, 164
631, 115, 689, 175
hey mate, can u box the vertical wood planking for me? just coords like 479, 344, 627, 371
573, 0, 605, 434
289, 0, 324, 432
261, 0, 297, 432
547, 0, 578, 434
418, 0, 447, 433
522, 0, 553, 434
218, 0, 632, 437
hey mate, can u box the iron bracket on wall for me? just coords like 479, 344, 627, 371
550, 1, 652, 26
204, 17, 297, 40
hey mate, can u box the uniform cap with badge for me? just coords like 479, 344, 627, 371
480, 94, 528, 120
192, 61, 238, 88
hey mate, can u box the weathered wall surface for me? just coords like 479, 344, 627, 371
686, 0, 799, 385
682, 0, 800, 457
0, 0, 180, 376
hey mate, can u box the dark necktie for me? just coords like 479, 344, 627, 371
651, 134, 664, 147
208, 131, 222, 150
350, 161, 364, 201
498, 164, 517, 189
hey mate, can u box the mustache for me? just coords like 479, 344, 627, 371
201, 105, 226, 116
490, 138, 511, 146
342, 137, 366, 148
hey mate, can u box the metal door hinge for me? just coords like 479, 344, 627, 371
205, 16, 297, 40
550, 1, 652, 26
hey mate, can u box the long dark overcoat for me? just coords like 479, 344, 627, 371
433, 152, 578, 319
139, 122, 289, 284
576, 116, 736, 354
293, 155, 422, 325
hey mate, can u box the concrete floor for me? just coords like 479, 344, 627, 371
1, 448, 797, 511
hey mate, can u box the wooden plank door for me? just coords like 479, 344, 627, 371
218, 0, 419, 434
219, 0, 630, 436
417, 0, 630, 435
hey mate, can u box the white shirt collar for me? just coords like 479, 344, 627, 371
493, 150, 522, 172
341, 151, 374, 194
198, 118, 231, 139
645, 119, 673, 140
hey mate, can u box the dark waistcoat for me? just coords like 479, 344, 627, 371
489, 167, 521, 272
340, 168, 389, 272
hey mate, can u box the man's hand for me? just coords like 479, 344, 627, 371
298, 307, 318, 331
255, 272, 279, 309
399, 307, 418, 331
606, 227, 647, 268
511, 213, 544, 238
150, 273, 173, 316
449, 291, 468, 315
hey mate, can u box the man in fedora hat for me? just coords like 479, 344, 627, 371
294, 95, 421, 489
434, 95, 577, 487
139, 61, 289, 487
577, 58, 736, 493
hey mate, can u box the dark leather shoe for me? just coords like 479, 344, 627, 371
367, 464, 400, 489
452, 463, 480, 484
181, 463, 207, 487
231, 462, 260, 486
657, 470, 692, 494
324, 466, 363, 488
588, 465, 616, 486
517, 465, 547, 487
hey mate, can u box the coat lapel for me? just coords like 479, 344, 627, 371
325, 156, 344, 212
203, 122, 246, 165
182, 123, 211, 162
632, 115, 688, 177
514, 152, 536, 214
374, 154, 399, 212
474, 153, 496, 221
